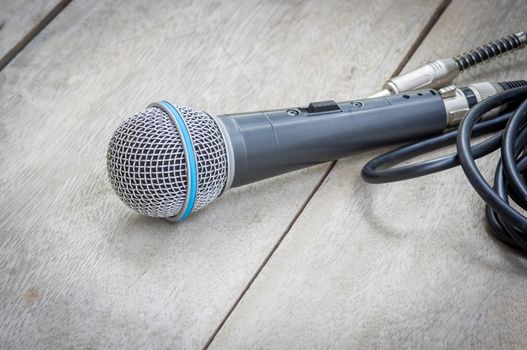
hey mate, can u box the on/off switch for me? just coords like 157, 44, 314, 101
307, 100, 341, 114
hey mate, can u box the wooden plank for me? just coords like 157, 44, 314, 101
208, 0, 527, 349
0, 0, 442, 348
0, 0, 69, 70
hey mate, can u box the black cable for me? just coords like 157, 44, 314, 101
361, 113, 510, 183
362, 86, 527, 253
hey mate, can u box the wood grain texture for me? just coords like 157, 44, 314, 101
0, 0, 68, 70
0, 0, 442, 348
209, 0, 527, 349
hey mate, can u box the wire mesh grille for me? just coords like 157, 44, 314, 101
107, 105, 228, 218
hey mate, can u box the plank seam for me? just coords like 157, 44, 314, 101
390, 0, 453, 77
203, 1, 452, 347
202, 162, 336, 349
0, 0, 72, 72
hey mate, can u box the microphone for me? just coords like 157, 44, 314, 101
107, 82, 511, 221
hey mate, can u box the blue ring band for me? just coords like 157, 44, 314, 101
160, 100, 197, 221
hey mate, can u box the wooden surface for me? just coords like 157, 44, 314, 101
0, 0, 68, 70
210, 0, 527, 349
0, 0, 447, 349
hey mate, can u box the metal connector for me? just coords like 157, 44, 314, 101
440, 85, 470, 126
518, 31, 527, 46
369, 89, 391, 97
368, 59, 459, 98
442, 82, 505, 126
383, 58, 459, 95
369, 32, 527, 98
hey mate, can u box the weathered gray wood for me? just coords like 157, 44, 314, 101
0, 0, 442, 348
0, 0, 68, 70
209, 1, 527, 349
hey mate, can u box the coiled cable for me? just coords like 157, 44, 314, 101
362, 86, 527, 253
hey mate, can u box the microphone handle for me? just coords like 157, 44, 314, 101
218, 89, 447, 187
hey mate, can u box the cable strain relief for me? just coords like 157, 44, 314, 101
453, 32, 526, 71
498, 80, 527, 90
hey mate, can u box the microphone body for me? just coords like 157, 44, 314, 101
109, 83, 508, 220
219, 90, 446, 187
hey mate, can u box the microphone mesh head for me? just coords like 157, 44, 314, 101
107, 105, 229, 218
